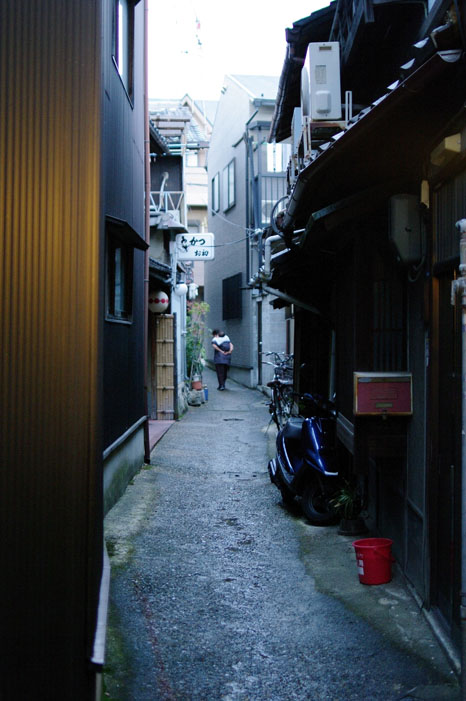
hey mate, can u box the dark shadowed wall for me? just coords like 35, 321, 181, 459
0, 1, 102, 697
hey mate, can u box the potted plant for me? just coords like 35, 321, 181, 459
186, 301, 210, 389
330, 480, 368, 536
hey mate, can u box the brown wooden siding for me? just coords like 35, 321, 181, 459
429, 178, 464, 644
0, 2, 102, 697
434, 170, 466, 263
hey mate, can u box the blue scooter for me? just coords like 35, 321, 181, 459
268, 393, 339, 525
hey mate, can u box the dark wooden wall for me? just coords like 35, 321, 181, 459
102, 0, 146, 449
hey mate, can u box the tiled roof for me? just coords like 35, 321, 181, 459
282, 48, 465, 231
303, 26, 461, 162
149, 99, 212, 148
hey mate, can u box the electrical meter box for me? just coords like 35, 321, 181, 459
389, 194, 422, 264
354, 372, 413, 416
308, 42, 342, 121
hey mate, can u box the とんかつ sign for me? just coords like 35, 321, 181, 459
175, 233, 215, 260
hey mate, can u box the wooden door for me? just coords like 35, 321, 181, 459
432, 273, 461, 642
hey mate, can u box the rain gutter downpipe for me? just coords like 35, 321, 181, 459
282, 175, 309, 232
451, 217, 466, 697
250, 232, 322, 315
248, 233, 282, 290
143, 0, 151, 463
262, 234, 283, 279
250, 232, 297, 282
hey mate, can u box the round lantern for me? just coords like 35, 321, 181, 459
174, 282, 188, 296
148, 290, 169, 313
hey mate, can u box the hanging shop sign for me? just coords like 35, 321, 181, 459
175, 233, 215, 260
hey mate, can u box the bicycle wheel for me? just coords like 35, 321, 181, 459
274, 386, 291, 429
280, 384, 295, 422
270, 387, 284, 429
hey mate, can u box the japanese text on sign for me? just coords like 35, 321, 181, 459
175, 233, 215, 260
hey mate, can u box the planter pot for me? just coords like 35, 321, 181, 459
191, 379, 202, 390
338, 517, 368, 536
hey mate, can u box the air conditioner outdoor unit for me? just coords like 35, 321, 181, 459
291, 106, 303, 157
301, 66, 311, 117
308, 42, 342, 121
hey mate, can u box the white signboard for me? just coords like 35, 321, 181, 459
175, 233, 215, 260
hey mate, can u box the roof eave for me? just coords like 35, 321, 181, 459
283, 49, 466, 231
269, 4, 336, 143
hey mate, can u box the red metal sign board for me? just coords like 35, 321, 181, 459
354, 372, 413, 416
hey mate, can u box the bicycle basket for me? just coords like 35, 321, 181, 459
276, 365, 293, 381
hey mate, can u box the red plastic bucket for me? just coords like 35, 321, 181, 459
352, 538, 394, 585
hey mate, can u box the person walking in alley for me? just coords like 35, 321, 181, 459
212, 329, 233, 390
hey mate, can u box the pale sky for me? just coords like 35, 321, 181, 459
148, 0, 329, 101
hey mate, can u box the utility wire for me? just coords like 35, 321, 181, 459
209, 206, 256, 234
212, 234, 251, 248
207, 207, 260, 252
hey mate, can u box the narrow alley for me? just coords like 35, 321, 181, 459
103, 369, 458, 701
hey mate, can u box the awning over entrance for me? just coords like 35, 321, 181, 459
265, 243, 337, 319
107, 215, 148, 250
149, 257, 171, 284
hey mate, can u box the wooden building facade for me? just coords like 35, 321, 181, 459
266, 0, 466, 660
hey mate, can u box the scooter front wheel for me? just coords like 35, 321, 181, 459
301, 482, 337, 526
279, 485, 295, 507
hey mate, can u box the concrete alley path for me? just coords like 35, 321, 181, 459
104, 368, 458, 700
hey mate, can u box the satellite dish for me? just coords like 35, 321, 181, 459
301, 66, 311, 117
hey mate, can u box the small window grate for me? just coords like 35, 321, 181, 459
223, 273, 242, 320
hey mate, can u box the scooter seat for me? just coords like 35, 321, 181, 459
282, 417, 304, 440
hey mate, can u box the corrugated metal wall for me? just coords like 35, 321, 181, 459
0, 2, 103, 697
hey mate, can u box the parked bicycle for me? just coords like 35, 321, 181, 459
262, 352, 295, 429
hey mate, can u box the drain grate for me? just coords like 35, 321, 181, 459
223, 418, 244, 421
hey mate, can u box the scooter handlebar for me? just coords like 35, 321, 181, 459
299, 392, 336, 417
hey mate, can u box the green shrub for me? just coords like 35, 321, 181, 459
330, 480, 363, 520
186, 301, 210, 381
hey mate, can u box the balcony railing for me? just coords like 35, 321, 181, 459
150, 191, 185, 216
149, 190, 187, 228
255, 173, 288, 229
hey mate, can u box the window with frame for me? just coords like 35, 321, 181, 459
113, 0, 135, 99
106, 226, 134, 322
211, 172, 220, 213
222, 159, 235, 211
266, 142, 291, 173
222, 273, 242, 320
